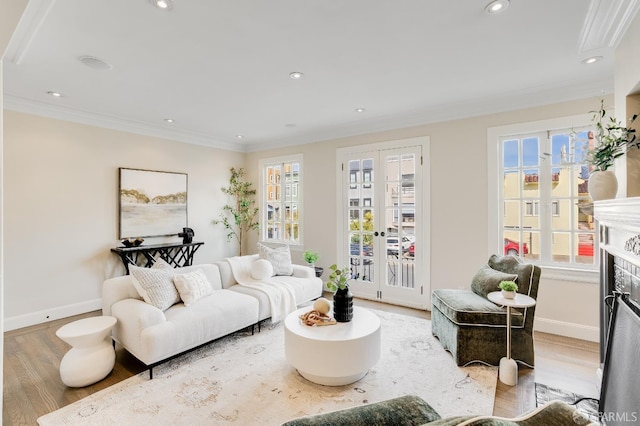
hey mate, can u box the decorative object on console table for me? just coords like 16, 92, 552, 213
178, 227, 194, 244
119, 168, 188, 238
121, 237, 144, 247
111, 241, 204, 274
326, 264, 353, 322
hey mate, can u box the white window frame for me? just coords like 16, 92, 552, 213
259, 154, 303, 246
487, 114, 598, 283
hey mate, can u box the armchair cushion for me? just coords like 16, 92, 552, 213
470, 264, 518, 298
488, 255, 537, 297
432, 289, 523, 327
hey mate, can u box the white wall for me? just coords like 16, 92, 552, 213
246, 97, 602, 341
615, 10, 640, 197
3, 111, 244, 330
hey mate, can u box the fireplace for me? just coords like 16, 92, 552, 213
594, 197, 640, 362
594, 197, 640, 424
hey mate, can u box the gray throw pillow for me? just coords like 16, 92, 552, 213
471, 264, 518, 298
488, 254, 536, 296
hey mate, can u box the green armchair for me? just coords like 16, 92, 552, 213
431, 255, 541, 367
281, 395, 589, 426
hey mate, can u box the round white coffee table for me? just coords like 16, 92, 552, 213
56, 315, 117, 387
284, 306, 381, 386
487, 291, 536, 386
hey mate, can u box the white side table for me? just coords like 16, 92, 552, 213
56, 316, 117, 387
487, 291, 536, 386
284, 306, 381, 386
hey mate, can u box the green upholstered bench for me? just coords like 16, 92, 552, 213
431, 255, 541, 366
281, 395, 590, 426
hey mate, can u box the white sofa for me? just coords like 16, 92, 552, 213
102, 256, 323, 377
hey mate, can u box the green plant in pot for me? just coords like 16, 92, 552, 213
303, 249, 323, 278
499, 280, 518, 299
585, 99, 639, 200
326, 264, 353, 322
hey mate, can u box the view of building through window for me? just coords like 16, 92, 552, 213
501, 127, 596, 268
261, 157, 301, 244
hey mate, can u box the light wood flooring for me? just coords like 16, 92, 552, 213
3, 298, 599, 425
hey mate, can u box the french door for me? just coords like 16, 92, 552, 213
338, 139, 428, 309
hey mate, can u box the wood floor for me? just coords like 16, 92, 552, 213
3, 299, 600, 425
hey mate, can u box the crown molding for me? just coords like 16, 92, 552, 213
4, 94, 245, 152
578, 0, 640, 56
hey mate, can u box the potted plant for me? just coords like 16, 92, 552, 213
303, 249, 323, 277
213, 167, 259, 255
326, 264, 353, 322
499, 280, 518, 299
586, 99, 639, 200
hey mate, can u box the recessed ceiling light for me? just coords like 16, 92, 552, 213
289, 72, 304, 80
236, 135, 244, 139
581, 56, 603, 64
47, 91, 62, 97
78, 55, 113, 71
355, 108, 366, 113
164, 118, 174, 123
150, 0, 173, 10
485, 0, 510, 14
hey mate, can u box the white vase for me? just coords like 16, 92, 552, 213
501, 290, 516, 299
589, 170, 618, 201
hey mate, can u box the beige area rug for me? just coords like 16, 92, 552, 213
38, 310, 497, 425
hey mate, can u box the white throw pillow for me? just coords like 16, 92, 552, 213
173, 269, 214, 306
257, 243, 293, 276
151, 257, 174, 270
130, 265, 181, 311
251, 258, 274, 280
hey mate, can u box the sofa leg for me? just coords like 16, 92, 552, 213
149, 367, 153, 380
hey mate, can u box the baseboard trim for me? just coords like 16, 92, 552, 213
534, 317, 599, 342
4, 299, 102, 331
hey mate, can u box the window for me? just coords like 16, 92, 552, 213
260, 155, 302, 244
494, 120, 596, 270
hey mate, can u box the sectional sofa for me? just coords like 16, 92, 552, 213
101, 254, 323, 377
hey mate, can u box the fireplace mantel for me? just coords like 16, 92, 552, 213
594, 197, 640, 230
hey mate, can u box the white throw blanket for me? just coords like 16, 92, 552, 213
226, 256, 297, 323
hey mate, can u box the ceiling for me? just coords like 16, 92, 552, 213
3, 0, 639, 152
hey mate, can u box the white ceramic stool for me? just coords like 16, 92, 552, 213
56, 316, 117, 387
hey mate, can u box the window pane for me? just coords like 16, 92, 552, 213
551, 199, 571, 230
522, 200, 539, 228
522, 137, 539, 166
552, 232, 571, 263
523, 169, 539, 198
576, 233, 595, 265
523, 231, 539, 261
504, 200, 520, 228
504, 171, 520, 198
503, 139, 519, 168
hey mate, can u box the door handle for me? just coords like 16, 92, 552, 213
374, 231, 379, 237
381, 231, 386, 237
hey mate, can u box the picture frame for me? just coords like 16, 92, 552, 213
119, 167, 188, 239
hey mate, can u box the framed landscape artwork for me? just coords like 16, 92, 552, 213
119, 168, 188, 239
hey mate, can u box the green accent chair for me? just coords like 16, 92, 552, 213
281, 395, 589, 426
431, 255, 541, 367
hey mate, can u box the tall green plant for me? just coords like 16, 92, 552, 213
213, 167, 259, 255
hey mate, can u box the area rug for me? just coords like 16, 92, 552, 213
535, 382, 600, 424
38, 310, 497, 425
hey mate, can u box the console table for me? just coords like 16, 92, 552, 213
111, 241, 204, 274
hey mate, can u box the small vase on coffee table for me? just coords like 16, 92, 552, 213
333, 286, 353, 322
